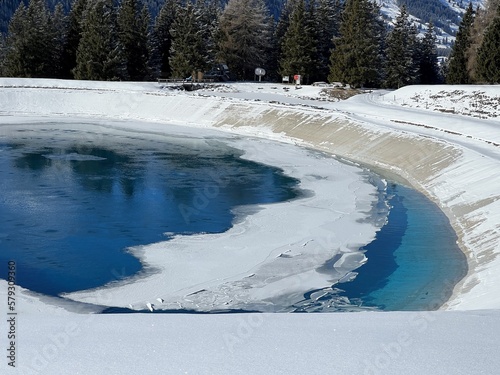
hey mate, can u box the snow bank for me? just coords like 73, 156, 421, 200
387, 84, 500, 119
11, 301, 500, 375
2, 278, 499, 375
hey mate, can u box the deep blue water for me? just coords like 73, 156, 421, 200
0, 125, 300, 295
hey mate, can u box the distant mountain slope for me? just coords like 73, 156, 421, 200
398, 0, 461, 34
1, 0, 72, 34
377, 0, 486, 55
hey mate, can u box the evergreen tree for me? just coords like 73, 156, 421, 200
152, 0, 178, 78
305, 0, 319, 82
418, 22, 440, 84
315, 0, 342, 81
384, 6, 419, 88
3, 2, 26, 77
328, 0, 385, 88
50, 3, 68, 78
169, 3, 207, 79
278, 0, 316, 82
61, 0, 88, 79
140, 4, 157, 80
117, 0, 150, 81
4, 0, 56, 77
195, 0, 222, 69
446, 2, 475, 84
466, 0, 499, 80
217, 0, 273, 80
0, 33, 6, 76
270, 0, 296, 80
74, 0, 128, 80
476, 5, 500, 83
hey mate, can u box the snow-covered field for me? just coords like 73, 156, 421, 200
393, 85, 500, 119
0, 78, 499, 374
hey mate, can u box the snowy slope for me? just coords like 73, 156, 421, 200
3, 285, 499, 375
376, 0, 487, 51
1, 280, 499, 375
387, 85, 500, 119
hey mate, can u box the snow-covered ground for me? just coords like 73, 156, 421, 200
4, 285, 500, 375
0, 79, 499, 374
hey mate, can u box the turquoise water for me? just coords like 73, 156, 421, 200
337, 183, 468, 310
0, 124, 468, 311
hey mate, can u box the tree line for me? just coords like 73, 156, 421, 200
447, 0, 500, 84
0, 0, 498, 87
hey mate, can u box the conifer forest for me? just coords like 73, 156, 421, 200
0, 0, 498, 87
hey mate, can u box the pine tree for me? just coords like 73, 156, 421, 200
195, 0, 221, 69
74, 0, 128, 81
384, 5, 419, 88
217, 0, 273, 80
0, 33, 6, 76
446, 2, 475, 84
25, 0, 56, 76
61, 0, 88, 79
305, 1, 319, 82
50, 3, 68, 78
328, 0, 385, 88
117, 0, 150, 81
3, 2, 26, 77
466, 0, 499, 80
140, 4, 156, 80
271, 0, 296, 80
315, 0, 342, 81
278, 0, 316, 82
152, 0, 178, 78
476, 5, 500, 83
4, 0, 56, 77
169, 3, 207, 79
418, 22, 440, 84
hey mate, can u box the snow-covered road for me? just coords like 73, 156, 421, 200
336, 90, 500, 159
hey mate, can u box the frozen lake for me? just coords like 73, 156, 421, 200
0, 122, 467, 311
0, 123, 300, 295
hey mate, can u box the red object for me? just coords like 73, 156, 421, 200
293, 75, 299, 81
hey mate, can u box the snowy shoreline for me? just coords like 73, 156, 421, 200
2, 78, 499, 309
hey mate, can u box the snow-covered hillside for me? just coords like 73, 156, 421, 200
0, 79, 499, 374
389, 85, 500, 119
377, 0, 487, 53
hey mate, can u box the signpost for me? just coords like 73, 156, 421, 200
255, 68, 266, 82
